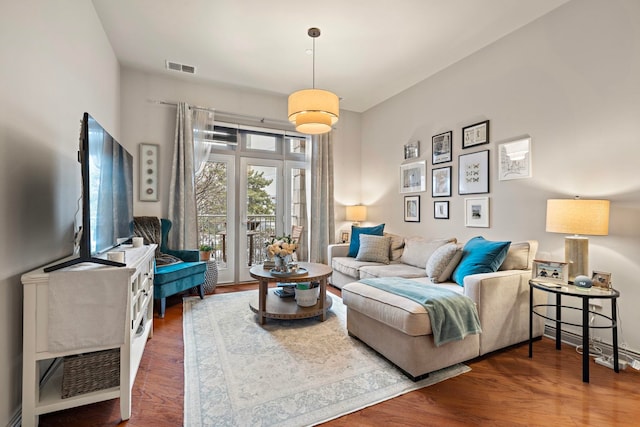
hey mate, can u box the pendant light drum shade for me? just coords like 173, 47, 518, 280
288, 89, 339, 134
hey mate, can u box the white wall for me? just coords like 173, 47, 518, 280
360, 0, 640, 352
0, 0, 120, 423
120, 68, 361, 225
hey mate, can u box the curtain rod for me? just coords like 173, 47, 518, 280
149, 99, 293, 127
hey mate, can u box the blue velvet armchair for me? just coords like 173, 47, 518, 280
134, 217, 206, 318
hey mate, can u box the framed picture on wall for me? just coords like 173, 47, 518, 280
462, 120, 490, 149
498, 137, 532, 180
432, 131, 452, 164
404, 195, 420, 222
434, 201, 449, 219
458, 150, 489, 194
139, 143, 159, 202
464, 197, 490, 227
400, 160, 426, 193
404, 140, 420, 160
432, 166, 452, 197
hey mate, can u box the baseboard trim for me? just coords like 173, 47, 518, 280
543, 325, 640, 360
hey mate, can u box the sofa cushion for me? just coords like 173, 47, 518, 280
356, 234, 391, 264
359, 263, 427, 280
332, 256, 382, 278
400, 237, 456, 269
426, 243, 463, 283
384, 232, 405, 261
498, 240, 538, 271
452, 237, 511, 286
348, 224, 385, 257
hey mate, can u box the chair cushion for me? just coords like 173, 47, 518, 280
155, 262, 207, 285
452, 237, 511, 286
348, 224, 385, 257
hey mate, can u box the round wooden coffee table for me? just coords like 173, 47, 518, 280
249, 262, 333, 325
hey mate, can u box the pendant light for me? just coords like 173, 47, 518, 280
288, 27, 339, 135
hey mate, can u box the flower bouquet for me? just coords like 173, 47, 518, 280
265, 235, 298, 272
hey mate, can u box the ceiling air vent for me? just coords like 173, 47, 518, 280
165, 60, 196, 74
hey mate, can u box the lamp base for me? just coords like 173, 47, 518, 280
565, 236, 588, 283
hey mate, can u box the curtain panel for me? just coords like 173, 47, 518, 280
309, 132, 335, 264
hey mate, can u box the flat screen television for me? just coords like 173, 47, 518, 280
45, 113, 134, 272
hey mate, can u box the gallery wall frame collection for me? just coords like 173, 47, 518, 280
399, 118, 531, 227
404, 195, 420, 222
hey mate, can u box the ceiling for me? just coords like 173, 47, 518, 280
92, 0, 569, 113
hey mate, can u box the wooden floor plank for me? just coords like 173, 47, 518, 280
38, 283, 640, 426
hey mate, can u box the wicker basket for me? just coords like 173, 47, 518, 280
61, 349, 120, 398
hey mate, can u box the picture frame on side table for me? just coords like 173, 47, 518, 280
592, 271, 612, 289
139, 143, 159, 201
464, 197, 489, 227
432, 131, 452, 164
498, 137, 532, 180
404, 140, 420, 160
432, 166, 452, 197
458, 150, 489, 194
533, 260, 569, 285
400, 160, 426, 193
404, 195, 420, 222
339, 230, 350, 243
462, 120, 489, 149
434, 201, 449, 219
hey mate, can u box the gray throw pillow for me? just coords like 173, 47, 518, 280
356, 234, 391, 264
426, 243, 463, 283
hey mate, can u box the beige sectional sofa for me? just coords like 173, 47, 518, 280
327, 234, 545, 380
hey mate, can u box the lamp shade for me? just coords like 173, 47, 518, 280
546, 199, 610, 236
346, 205, 367, 222
288, 89, 339, 135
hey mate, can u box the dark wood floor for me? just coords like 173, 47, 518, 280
38, 283, 640, 427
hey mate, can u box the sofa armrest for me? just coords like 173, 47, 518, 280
166, 248, 200, 262
327, 243, 350, 264
462, 269, 545, 355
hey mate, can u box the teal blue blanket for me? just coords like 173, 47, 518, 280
359, 277, 482, 347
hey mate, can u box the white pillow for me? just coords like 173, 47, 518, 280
400, 237, 456, 268
356, 234, 391, 264
426, 243, 463, 283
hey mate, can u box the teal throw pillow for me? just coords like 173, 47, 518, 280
348, 224, 385, 257
452, 236, 511, 286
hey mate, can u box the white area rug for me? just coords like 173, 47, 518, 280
183, 291, 470, 426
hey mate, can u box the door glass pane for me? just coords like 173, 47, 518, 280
287, 136, 307, 155
245, 133, 277, 152
246, 165, 277, 265
196, 161, 228, 268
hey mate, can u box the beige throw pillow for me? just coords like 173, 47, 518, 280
356, 234, 391, 264
384, 232, 405, 261
426, 243, 463, 283
400, 237, 456, 269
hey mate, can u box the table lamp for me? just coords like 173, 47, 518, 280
346, 205, 367, 227
545, 198, 610, 282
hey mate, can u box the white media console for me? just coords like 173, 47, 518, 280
21, 244, 156, 426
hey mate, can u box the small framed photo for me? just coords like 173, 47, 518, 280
432, 131, 452, 164
592, 271, 612, 289
432, 166, 452, 197
404, 195, 420, 222
400, 160, 426, 193
339, 230, 350, 243
434, 201, 449, 219
458, 150, 489, 194
499, 137, 532, 180
462, 120, 489, 149
404, 140, 420, 160
533, 260, 569, 285
464, 197, 489, 227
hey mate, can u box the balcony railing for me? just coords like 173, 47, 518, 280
198, 214, 278, 266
